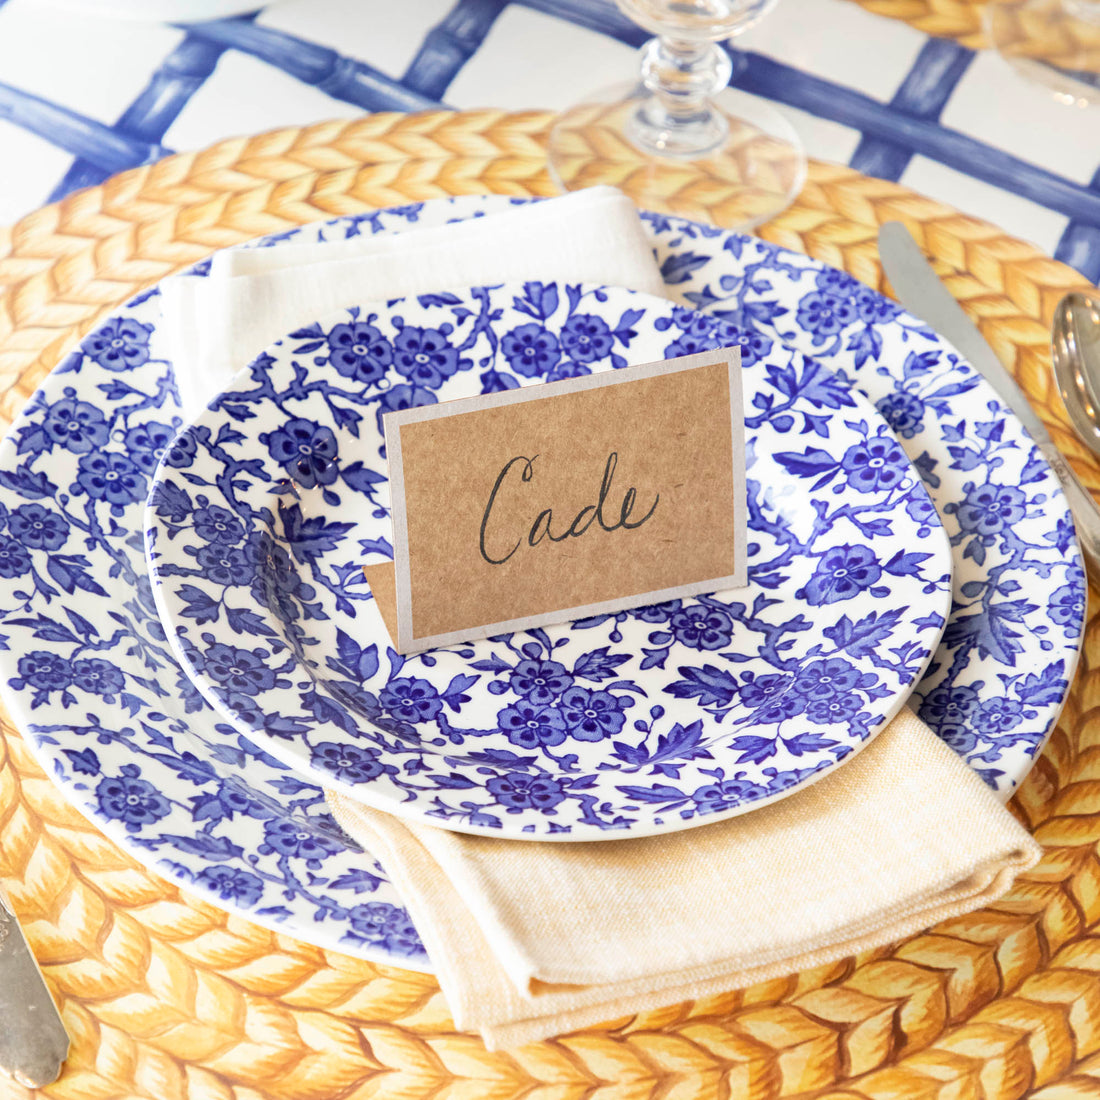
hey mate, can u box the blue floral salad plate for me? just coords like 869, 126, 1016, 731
0, 196, 1083, 960
144, 283, 953, 839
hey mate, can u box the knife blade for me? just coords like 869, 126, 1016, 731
0, 886, 69, 1088
878, 220, 1100, 583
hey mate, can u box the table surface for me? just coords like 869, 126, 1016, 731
2, 2, 1100, 1098
0, 0, 1098, 282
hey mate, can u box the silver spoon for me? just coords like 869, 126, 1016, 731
1053, 291, 1100, 459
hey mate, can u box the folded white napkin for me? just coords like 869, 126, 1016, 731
159, 186, 667, 417
159, 187, 1043, 1049
330, 709, 1039, 1049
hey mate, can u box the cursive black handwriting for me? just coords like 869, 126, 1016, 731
479, 452, 659, 566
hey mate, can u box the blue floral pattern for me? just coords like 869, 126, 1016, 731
146, 283, 951, 838
0, 194, 1083, 962
639, 207, 1084, 793
0, 201, 448, 967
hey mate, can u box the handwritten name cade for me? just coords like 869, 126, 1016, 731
375, 348, 745, 653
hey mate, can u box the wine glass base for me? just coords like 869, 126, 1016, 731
985, 0, 1100, 107
547, 81, 807, 230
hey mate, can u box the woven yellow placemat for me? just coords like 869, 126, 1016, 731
847, 0, 989, 46
853, 0, 1100, 56
2, 108, 1099, 1100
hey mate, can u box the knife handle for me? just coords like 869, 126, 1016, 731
1040, 442, 1100, 588
0, 888, 69, 1088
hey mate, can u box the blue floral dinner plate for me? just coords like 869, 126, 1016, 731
0, 195, 1083, 958
144, 284, 952, 839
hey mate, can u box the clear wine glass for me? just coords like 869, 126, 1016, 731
547, 0, 806, 228
985, 0, 1100, 107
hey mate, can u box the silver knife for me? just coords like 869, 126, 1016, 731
0, 885, 69, 1088
878, 221, 1100, 583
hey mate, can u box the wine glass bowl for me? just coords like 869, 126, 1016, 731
617, 0, 778, 40
547, 0, 805, 228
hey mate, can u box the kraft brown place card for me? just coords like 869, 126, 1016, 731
365, 347, 746, 653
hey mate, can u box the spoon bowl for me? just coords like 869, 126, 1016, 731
1053, 291, 1100, 458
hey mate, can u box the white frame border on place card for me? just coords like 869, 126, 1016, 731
383, 346, 747, 653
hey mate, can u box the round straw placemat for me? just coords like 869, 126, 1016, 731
856, 0, 1100, 56
845, 0, 988, 46
2, 109, 1099, 1100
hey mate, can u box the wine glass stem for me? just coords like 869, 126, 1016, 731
627, 36, 734, 159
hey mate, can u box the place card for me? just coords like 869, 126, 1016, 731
366, 347, 745, 653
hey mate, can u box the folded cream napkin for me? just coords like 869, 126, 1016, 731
329, 709, 1039, 1049
158, 186, 1042, 1049
159, 185, 667, 416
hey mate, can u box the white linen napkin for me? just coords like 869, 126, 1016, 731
158, 186, 667, 417
158, 186, 1043, 1049
330, 709, 1039, 1049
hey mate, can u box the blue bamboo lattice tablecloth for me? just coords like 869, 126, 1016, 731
0, 0, 1098, 278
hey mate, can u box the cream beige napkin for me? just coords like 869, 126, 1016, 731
329, 708, 1040, 1049
159, 185, 667, 416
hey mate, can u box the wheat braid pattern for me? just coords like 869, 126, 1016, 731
0, 108, 1099, 1100
844, 0, 989, 46
859, 0, 1100, 58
